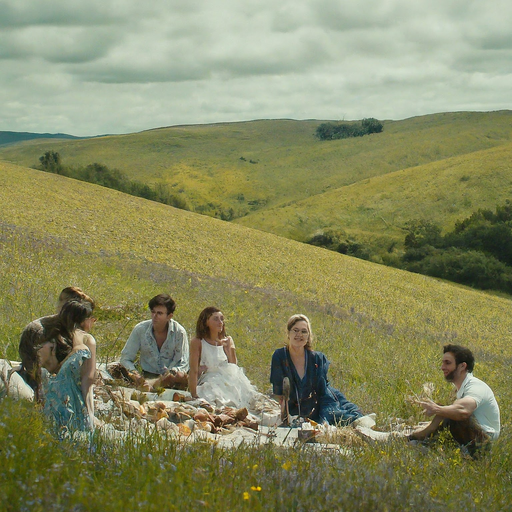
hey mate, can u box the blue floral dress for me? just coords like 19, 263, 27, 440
44, 349, 92, 437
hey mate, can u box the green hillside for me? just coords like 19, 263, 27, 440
1, 111, 511, 223
1, 161, 511, 411
236, 142, 512, 250
2, 163, 512, 509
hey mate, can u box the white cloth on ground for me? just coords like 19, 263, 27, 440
0, 359, 34, 401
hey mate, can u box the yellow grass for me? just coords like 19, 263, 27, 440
1, 111, 511, 222
2, 162, 511, 346
2, 149, 512, 510
236, 142, 512, 248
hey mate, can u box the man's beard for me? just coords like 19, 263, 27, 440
444, 369, 456, 382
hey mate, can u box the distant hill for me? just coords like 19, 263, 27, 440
1, 111, 511, 254
236, 142, 512, 250
0, 131, 85, 147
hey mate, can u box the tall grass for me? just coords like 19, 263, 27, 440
2, 399, 512, 511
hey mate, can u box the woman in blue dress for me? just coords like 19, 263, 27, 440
270, 314, 367, 426
36, 300, 97, 437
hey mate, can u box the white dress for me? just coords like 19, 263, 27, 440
196, 339, 279, 421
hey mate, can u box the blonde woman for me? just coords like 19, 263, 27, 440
270, 314, 368, 426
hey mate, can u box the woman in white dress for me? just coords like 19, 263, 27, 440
188, 307, 262, 410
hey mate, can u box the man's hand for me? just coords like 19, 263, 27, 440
127, 369, 144, 385
415, 398, 440, 417
412, 396, 477, 422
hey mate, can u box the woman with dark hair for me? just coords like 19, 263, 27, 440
18, 286, 95, 402
270, 314, 371, 426
188, 307, 269, 411
38, 300, 97, 436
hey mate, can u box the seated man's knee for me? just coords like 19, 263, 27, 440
447, 417, 490, 447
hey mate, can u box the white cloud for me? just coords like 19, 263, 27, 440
0, 0, 511, 135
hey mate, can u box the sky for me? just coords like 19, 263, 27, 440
1, 0, 511, 136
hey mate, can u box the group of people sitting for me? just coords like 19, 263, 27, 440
1, 287, 501, 457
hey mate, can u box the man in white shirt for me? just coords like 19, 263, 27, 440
410, 344, 500, 457
120, 294, 189, 390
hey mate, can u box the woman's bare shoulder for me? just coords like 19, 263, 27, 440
190, 337, 202, 348
74, 330, 96, 347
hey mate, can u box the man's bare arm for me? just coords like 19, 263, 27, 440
416, 396, 477, 421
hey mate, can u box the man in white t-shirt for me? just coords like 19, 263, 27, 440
409, 344, 500, 457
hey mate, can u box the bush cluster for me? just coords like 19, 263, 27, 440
306, 201, 512, 295
306, 228, 371, 260
38, 151, 189, 211
401, 201, 512, 293
315, 118, 383, 141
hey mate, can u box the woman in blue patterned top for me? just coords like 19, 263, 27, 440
36, 300, 97, 437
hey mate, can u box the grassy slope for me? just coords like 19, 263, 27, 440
1, 161, 511, 413
1, 112, 511, 219
2, 163, 512, 510
236, 142, 512, 247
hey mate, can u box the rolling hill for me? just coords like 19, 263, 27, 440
1, 161, 511, 418
236, 141, 512, 250
2, 161, 512, 509
1, 111, 511, 233
0, 131, 84, 147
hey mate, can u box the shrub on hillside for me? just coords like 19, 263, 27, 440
38, 152, 189, 211
445, 203, 512, 266
405, 248, 512, 292
307, 228, 345, 251
79, 163, 128, 190
315, 118, 383, 141
404, 220, 443, 250
401, 201, 512, 293
39, 150, 64, 175
306, 228, 372, 260
362, 117, 384, 134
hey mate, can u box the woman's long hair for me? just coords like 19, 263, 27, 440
58, 299, 93, 342
196, 307, 226, 339
38, 300, 92, 362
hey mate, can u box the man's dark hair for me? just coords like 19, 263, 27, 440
443, 344, 475, 373
148, 294, 176, 315
58, 287, 95, 311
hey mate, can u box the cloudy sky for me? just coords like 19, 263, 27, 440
1, 0, 511, 136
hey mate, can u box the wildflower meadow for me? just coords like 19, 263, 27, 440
1, 162, 512, 510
